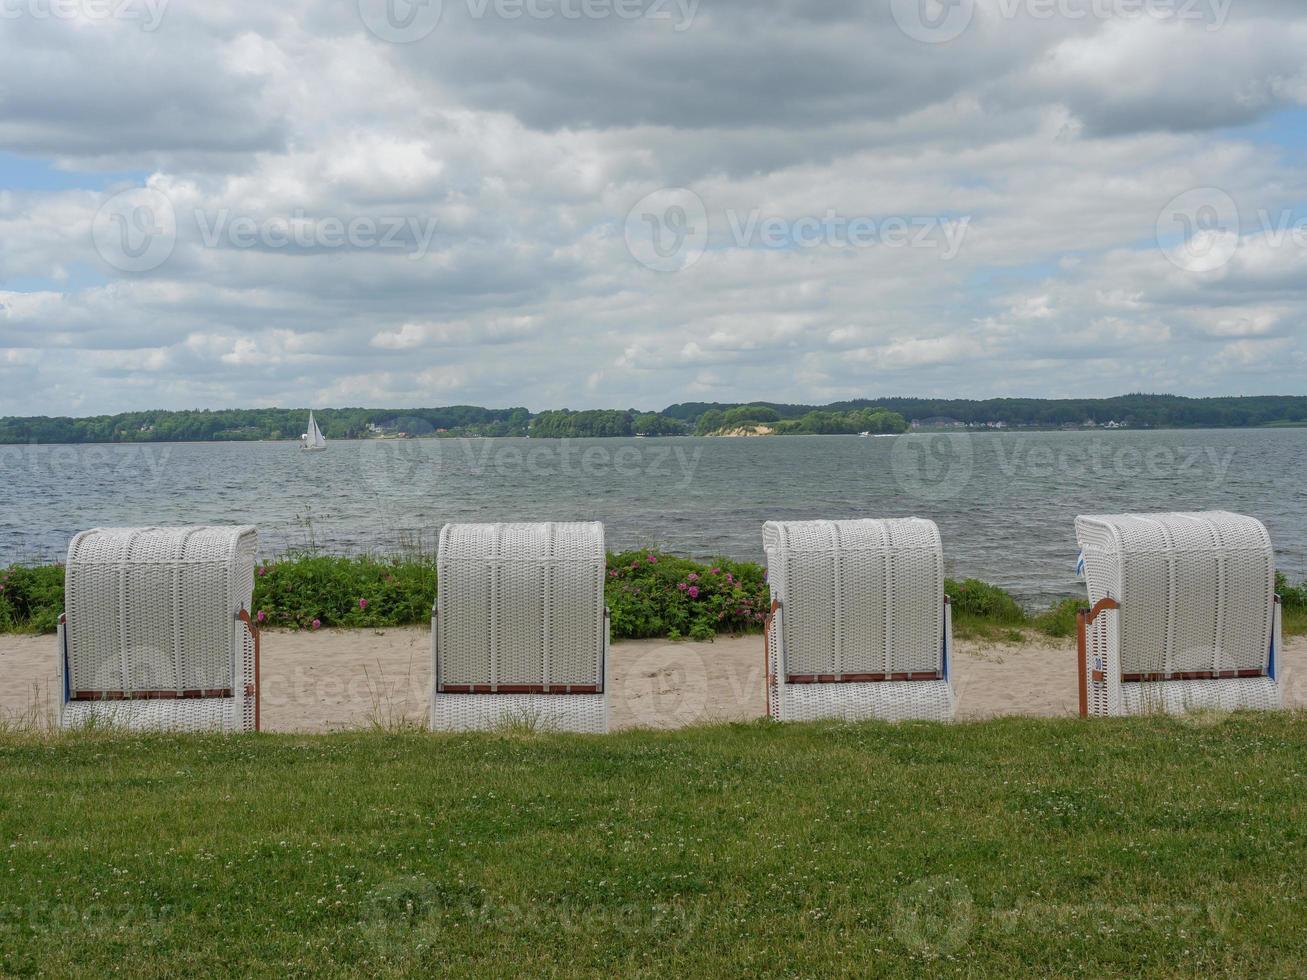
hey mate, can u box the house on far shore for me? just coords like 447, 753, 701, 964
910, 417, 966, 429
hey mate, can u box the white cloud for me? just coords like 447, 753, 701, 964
1, 1, 1306, 415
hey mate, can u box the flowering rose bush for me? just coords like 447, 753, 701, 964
604, 550, 769, 641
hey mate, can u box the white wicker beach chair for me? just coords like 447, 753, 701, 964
431, 522, 609, 733
762, 518, 955, 723
57, 526, 261, 731
1075, 511, 1282, 717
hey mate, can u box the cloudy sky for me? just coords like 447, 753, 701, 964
1, 0, 1305, 416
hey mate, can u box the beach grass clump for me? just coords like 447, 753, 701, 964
1276, 572, 1307, 635
0, 714, 1303, 975
604, 551, 769, 641
1030, 596, 1084, 639
945, 577, 1029, 641
0, 564, 64, 634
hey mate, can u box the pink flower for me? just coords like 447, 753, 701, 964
609, 570, 619, 577
710, 567, 720, 575
725, 573, 734, 585
688, 586, 699, 599
677, 582, 688, 591
687, 573, 698, 582
311, 619, 321, 631
258, 566, 267, 577
358, 598, 369, 610
647, 554, 657, 563
256, 610, 266, 623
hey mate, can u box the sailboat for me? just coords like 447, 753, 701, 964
300, 411, 327, 452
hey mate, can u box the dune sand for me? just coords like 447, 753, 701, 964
3, 629, 1304, 732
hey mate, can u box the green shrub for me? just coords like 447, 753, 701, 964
0, 565, 65, 634
252, 555, 436, 631
605, 551, 769, 641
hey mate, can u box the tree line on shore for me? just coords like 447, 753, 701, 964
2, 393, 1305, 444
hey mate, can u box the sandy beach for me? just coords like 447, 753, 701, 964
3, 629, 1303, 732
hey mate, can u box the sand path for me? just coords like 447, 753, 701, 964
3, 629, 1303, 731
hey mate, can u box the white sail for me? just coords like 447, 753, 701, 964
302, 411, 327, 451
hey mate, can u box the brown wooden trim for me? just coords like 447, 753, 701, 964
786, 671, 942, 684
1085, 597, 1120, 624
1076, 608, 1088, 718
1123, 669, 1266, 682
72, 689, 233, 701
238, 608, 261, 732
762, 599, 779, 719
438, 684, 602, 695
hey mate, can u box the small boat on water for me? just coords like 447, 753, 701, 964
300, 411, 327, 452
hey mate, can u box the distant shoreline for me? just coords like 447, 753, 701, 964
3, 423, 1307, 447
4, 393, 1307, 446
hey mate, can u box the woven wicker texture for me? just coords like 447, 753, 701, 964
1075, 511, 1280, 717
433, 522, 608, 732
60, 526, 258, 731
762, 518, 954, 722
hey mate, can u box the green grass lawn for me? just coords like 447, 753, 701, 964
1, 715, 1304, 977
